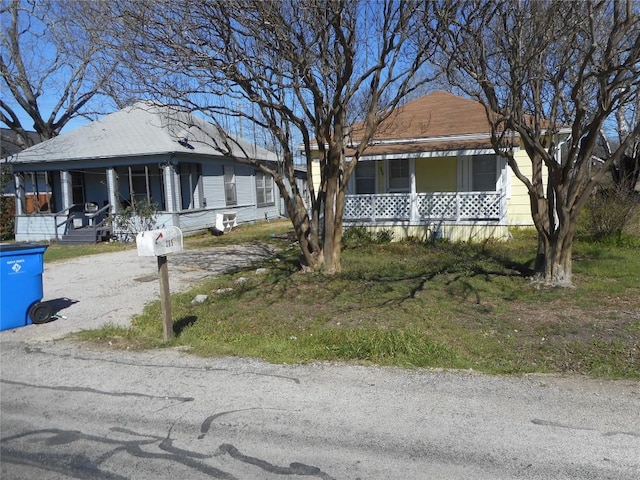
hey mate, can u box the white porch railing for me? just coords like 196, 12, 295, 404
344, 192, 504, 223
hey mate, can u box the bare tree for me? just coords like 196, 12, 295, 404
106, 0, 434, 274
432, 0, 640, 287
0, 0, 118, 145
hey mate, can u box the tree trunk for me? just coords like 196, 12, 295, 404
292, 203, 322, 272
322, 167, 341, 275
276, 179, 322, 272
325, 185, 345, 275
527, 181, 576, 287
534, 232, 545, 273
535, 229, 574, 288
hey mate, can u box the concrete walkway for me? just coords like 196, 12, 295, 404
0, 243, 275, 343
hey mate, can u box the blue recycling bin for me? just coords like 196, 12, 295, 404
0, 243, 51, 331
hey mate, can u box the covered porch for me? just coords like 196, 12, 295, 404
11, 161, 199, 243
342, 152, 510, 241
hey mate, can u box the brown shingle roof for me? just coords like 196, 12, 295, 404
370, 91, 491, 139
346, 91, 518, 156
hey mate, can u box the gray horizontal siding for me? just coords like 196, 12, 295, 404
201, 163, 224, 208
14, 215, 59, 242
235, 165, 254, 207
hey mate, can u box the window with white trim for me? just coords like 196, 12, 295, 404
116, 165, 164, 210
388, 159, 410, 192
130, 167, 150, 205
256, 171, 274, 207
472, 155, 497, 191
180, 163, 202, 210
224, 165, 237, 206
355, 161, 376, 194
71, 171, 85, 204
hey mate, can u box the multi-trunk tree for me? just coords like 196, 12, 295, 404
105, 0, 435, 274
432, 0, 640, 287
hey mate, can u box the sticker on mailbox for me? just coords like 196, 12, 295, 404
136, 227, 184, 257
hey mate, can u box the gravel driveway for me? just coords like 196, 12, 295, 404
0, 243, 275, 343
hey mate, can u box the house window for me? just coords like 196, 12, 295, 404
472, 155, 497, 191
256, 171, 274, 207
26, 172, 53, 212
180, 163, 202, 210
355, 161, 376, 194
130, 166, 151, 206
122, 165, 165, 210
71, 171, 85, 205
224, 165, 237, 206
388, 159, 410, 193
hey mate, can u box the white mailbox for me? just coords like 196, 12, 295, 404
136, 227, 184, 257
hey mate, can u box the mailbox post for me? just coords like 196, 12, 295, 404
136, 227, 184, 341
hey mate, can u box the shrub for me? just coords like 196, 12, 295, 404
0, 165, 14, 240
374, 229, 394, 243
0, 195, 14, 240
342, 226, 374, 248
110, 201, 159, 242
579, 186, 639, 240
343, 226, 394, 248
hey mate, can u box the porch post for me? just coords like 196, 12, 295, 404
106, 168, 119, 214
60, 170, 73, 210
174, 165, 182, 211
13, 173, 25, 215
409, 158, 418, 223
500, 190, 508, 224
162, 163, 181, 213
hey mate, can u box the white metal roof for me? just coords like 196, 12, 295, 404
2, 102, 278, 165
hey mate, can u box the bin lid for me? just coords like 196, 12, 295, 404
0, 243, 49, 253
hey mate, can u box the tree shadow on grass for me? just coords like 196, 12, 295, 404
193, 242, 539, 318
421, 250, 536, 304
173, 316, 197, 335
333, 245, 538, 312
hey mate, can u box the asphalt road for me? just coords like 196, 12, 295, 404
1, 246, 639, 479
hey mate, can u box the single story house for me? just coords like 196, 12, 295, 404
2, 102, 307, 243
326, 91, 552, 241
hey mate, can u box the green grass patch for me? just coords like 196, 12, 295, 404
75, 228, 640, 379
183, 219, 294, 249
39, 219, 293, 263
43, 241, 134, 263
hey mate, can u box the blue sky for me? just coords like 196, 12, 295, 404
1, 0, 115, 137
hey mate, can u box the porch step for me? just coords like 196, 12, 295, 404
59, 227, 111, 245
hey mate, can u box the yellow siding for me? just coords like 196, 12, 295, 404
415, 157, 457, 192
310, 160, 321, 194
375, 160, 385, 192
506, 149, 538, 226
